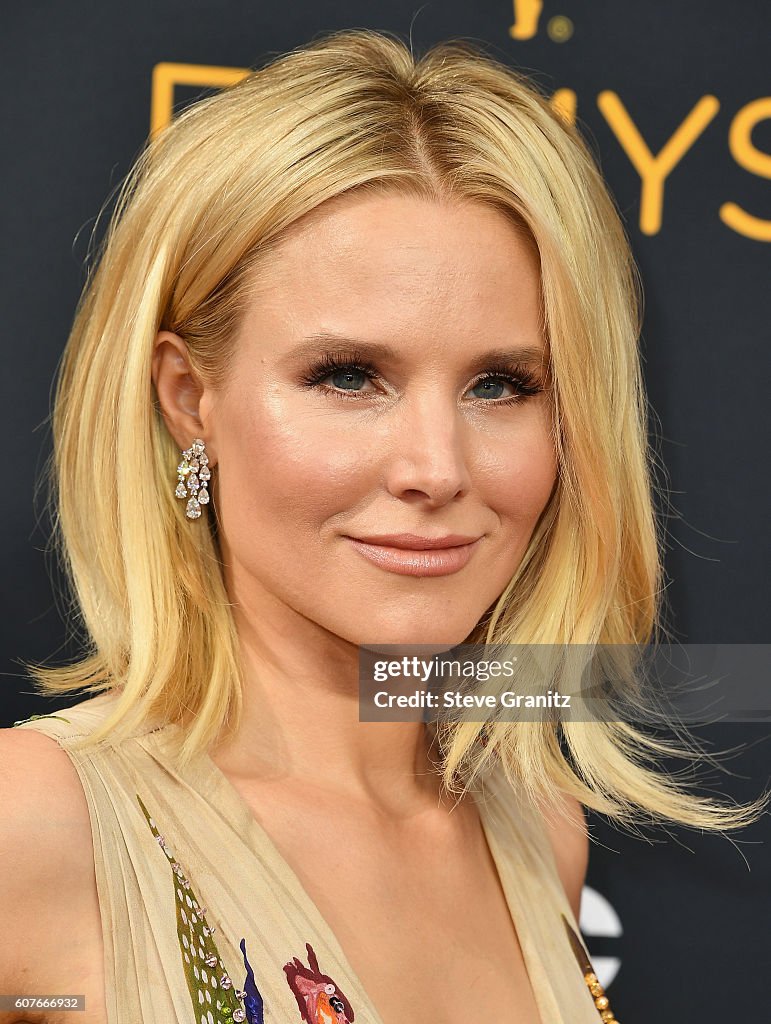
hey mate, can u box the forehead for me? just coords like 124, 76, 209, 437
258, 192, 538, 282
240, 192, 544, 345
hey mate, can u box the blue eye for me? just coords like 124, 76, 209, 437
328, 367, 369, 391
300, 353, 380, 394
470, 377, 515, 400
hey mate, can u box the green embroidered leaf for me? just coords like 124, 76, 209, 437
137, 793, 247, 1023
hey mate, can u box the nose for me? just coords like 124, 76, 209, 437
383, 393, 473, 506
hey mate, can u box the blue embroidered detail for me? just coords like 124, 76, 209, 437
238, 938, 266, 1023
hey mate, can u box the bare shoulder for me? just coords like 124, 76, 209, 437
0, 725, 94, 838
541, 790, 589, 921
0, 727, 96, 1002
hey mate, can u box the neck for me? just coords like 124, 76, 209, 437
208, 599, 455, 817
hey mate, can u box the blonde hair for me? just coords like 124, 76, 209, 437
27, 28, 767, 832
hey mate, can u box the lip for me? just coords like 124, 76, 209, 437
349, 533, 481, 550
344, 534, 484, 577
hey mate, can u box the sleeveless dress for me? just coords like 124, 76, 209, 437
13, 691, 616, 1024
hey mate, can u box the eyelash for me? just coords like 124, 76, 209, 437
299, 349, 547, 406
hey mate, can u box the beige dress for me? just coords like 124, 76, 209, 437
14, 691, 612, 1024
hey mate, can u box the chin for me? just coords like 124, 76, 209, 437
355, 625, 475, 655
357, 641, 456, 658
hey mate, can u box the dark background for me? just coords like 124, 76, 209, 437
2, 2, 769, 1019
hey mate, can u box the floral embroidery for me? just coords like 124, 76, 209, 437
137, 796, 356, 1024
284, 942, 355, 1023
561, 913, 620, 1023
137, 794, 260, 1023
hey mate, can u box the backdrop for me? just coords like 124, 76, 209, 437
2, 3, 770, 1021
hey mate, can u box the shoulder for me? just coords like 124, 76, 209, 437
541, 790, 589, 922
0, 727, 96, 989
0, 724, 95, 880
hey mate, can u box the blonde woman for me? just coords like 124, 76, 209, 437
1, 28, 764, 1024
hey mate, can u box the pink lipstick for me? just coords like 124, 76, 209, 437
344, 533, 483, 577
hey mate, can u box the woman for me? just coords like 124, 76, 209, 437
2, 28, 765, 1024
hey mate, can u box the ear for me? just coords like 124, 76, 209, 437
152, 331, 217, 463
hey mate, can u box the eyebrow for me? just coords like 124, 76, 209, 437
288, 332, 549, 372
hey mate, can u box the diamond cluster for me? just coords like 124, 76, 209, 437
175, 438, 211, 520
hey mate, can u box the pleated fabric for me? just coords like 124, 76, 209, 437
14, 691, 606, 1024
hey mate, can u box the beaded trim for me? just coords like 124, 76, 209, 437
137, 795, 355, 1023
137, 794, 256, 1022
561, 913, 620, 1023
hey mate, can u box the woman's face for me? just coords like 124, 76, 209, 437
202, 192, 557, 647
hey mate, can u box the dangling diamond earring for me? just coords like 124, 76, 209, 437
175, 438, 211, 520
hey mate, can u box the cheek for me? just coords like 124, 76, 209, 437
478, 411, 558, 524
214, 391, 373, 532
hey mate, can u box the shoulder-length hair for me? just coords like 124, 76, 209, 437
28, 28, 766, 831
